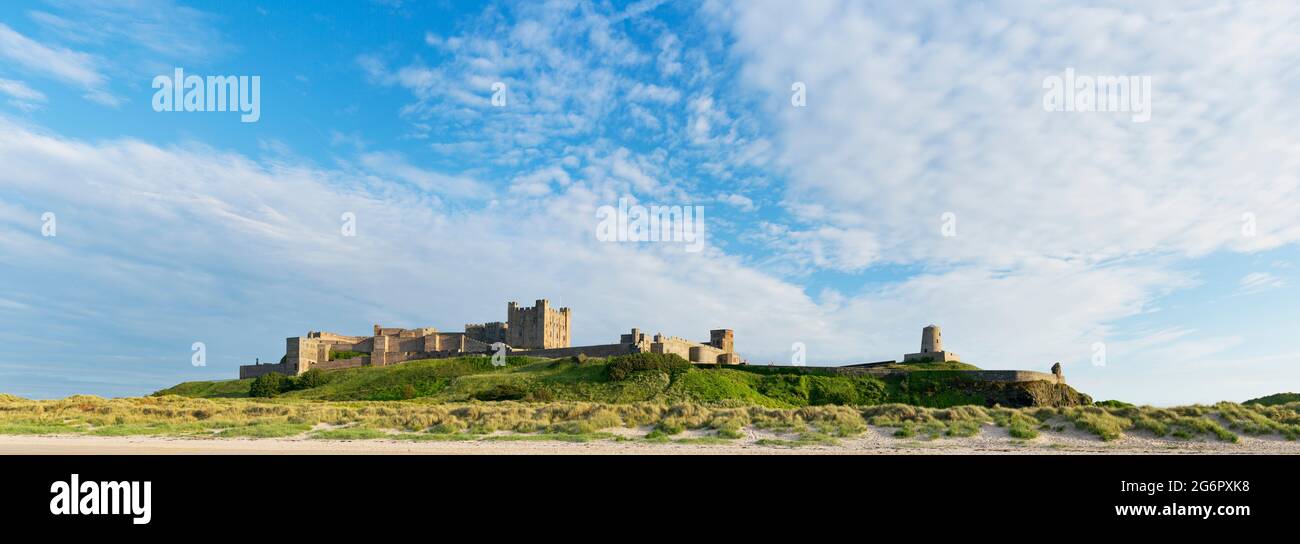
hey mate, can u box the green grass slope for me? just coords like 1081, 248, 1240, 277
870, 360, 983, 371
157, 379, 251, 398
155, 354, 1091, 408
1244, 392, 1300, 406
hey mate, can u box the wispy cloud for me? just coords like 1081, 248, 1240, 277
0, 1, 230, 109
1238, 272, 1285, 295
29, 0, 226, 62
357, 151, 487, 199
0, 78, 46, 110
0, 22, 108, 99
0, 78, 46, 101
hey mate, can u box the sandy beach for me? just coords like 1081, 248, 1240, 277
5, 424, 1299, 455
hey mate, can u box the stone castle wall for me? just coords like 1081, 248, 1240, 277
511, 343, 638, 359
237, 300, 738, 378
239, 361, 297, 379
314, 357, 367, 371
465, 322, 508, 344
648, 336, 728, 363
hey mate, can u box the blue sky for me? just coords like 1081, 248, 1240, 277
0, 0, 1297, 404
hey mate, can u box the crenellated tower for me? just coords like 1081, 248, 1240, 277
506, 299, 571, 349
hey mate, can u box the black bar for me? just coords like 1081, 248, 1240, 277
3, 454, 1287, 534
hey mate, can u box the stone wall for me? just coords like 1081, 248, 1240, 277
647, 334, 730, 363
511, 343, 638, 359
239, 361, 297, 379
314, 357, 367, 371
308, 332, 367, 343
465, 322, 508, 344
689, 344, 728, 363
326, 338, 373, 353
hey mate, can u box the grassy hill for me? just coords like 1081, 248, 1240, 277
156, 354, 1091, 408
1244, 392, 1300, 406
851, 361, 982, 371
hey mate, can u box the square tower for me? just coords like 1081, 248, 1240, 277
506, 299, 572, 349
709, 329, 734, 353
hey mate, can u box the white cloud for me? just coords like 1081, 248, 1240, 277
619, 0, 669, 21
0, 23, 105, 88
717, 193, 755, 212
510, 166, 572, 197
654, 32, 683, 77
626, 82, 681, 104
0, 1, 229, 109
1238, 272, 1285, 295
358, 4, 637, 161
800, 227, 881, 273
0, 78, 46, 111
0, 78, 45, 102
357, 151, 487, 199
687, 93, 729, 144
725, 0, 1300, 268
28, 1, 226, 62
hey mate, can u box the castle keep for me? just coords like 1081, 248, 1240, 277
505, 299, 571, 349
239, 299, 738, 379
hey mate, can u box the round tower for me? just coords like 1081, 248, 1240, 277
921, 325, 942, 354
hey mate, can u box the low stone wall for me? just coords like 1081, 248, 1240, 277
314, 357, 367, 371
953, 370, 1061, 383
512, 343, 637, 359
238, 362, 297, 379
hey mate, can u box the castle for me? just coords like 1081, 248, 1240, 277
239, 299, 739, 379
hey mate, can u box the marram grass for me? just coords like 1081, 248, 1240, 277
1, 394, 1297, 444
